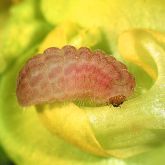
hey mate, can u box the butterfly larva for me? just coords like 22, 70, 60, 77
16, 45, 135, 107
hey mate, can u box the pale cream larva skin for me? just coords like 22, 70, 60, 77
16, 45, 136, 107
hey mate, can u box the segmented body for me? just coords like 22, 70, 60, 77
16, 45, 135, 106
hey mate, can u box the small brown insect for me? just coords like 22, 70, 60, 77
16, 45, 135, 107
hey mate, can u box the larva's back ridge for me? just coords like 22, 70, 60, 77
16, 45, 135, 106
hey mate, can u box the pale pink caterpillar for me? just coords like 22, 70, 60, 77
16, 45, 135, 107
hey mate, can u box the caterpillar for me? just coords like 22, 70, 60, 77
16, 45, 135, 107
